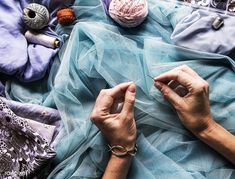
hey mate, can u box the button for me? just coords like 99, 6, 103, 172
228, 3, 235, 12
212, 16, 224, 30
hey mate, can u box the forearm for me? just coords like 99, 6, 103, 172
102, 155, 132, 179
195, 120, 235, 164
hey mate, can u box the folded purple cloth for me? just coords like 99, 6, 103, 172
0, 0, 73, 82
101, 0, 112, 14
0, 98, 56, 178
0, 97, 61, 143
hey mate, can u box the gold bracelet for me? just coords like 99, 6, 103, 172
108, 144, 138, 157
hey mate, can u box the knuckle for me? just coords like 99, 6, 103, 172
162, 87, 170, 96
175, 69, 183, 80
100, 89, 108, 96
125, 96, 135, 105
90, 110, 102, 122
203, 81, 209, 89
90, 112, 98, 122
180, 64, 189, 70
194, 82, 207, 93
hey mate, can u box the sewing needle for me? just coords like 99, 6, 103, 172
147, 75, 155, 81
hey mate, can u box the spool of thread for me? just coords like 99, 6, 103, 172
22, 3, 50, 30
56, 8, 76, 25
25, 30, 60, 49
102, 0, 148, 28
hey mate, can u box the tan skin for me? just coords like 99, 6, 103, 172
91, 65, 235, 179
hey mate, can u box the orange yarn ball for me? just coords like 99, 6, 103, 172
57, 8, 76, 25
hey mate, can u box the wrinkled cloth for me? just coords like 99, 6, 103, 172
0, 81, 4, 97
171, 9, 235, 55
0, 97, 61, 124
4, 0, 192, 105
39, 0, 235, 178
0, 0, 73, 82
0, 98, 56, 178
210, 0, 228, 10
0, 97, 61, 144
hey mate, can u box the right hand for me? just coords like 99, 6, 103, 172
154, 65, 216, 134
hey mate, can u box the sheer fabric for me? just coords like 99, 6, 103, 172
43, 0, 235, 178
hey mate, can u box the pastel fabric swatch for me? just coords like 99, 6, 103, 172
0, 98, 56, 178
171, 10, 235, 55
0, 0, 73, 82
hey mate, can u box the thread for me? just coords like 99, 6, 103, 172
57, 8, 76, 25
103, 0, 148, 28
25, 30, 60, 49
22, 3, 50, 30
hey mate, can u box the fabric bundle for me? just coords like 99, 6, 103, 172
171, 10, 235, 55
102, 0, 148, 28
38, 0, 235, 178
0, 0, 73, 82
0, 98, 56, 178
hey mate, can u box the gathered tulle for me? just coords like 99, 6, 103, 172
4, 0, 235, 178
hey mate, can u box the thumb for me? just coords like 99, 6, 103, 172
122, 83, 136, 115
155, 81, 184, 108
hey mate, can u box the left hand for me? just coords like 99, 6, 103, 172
91, 82, 137, 150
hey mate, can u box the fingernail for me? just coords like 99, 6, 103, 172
154, 81, 162, 89
154, 76, 159, 81
128, 83, 136, 93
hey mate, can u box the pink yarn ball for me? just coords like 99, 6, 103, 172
108, 0, 148, 28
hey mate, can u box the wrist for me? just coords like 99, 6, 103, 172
110, 153, 133, 163
110, 136, 136, 151
192, 119, 218, 138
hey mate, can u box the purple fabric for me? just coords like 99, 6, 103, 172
0, 98, 56, 178
0, 97, 61, 143
101, 0, 112, 14
0, 0, 73, 82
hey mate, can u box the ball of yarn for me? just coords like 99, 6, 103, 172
56, 8, 76, 25
22, 3, 49, 30
107, 0, 148, 28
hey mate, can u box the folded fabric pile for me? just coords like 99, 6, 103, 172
0, 0, 72, 82
2, 0, 235, 178
0, 98, 57, 178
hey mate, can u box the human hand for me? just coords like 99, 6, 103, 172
91, 82, 137, 150
154, 65, 215, 134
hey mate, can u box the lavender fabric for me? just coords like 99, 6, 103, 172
0, 97, 61, 144
0, 98, 56, 178
102, 0, 112, 14
171, 10, 235, 55
0, 0, 73, 82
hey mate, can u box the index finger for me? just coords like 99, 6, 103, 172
94, 82, 133, 113
109, 82, 133, 98
154, 69, 195, 90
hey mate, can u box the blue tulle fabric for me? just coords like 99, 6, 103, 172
5, 0, 235, 178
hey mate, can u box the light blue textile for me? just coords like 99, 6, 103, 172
41, 0, 235, 178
